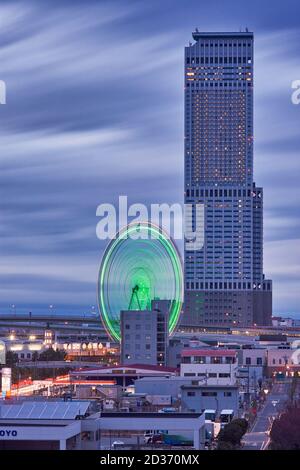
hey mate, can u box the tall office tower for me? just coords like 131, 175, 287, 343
183, 31, 272, 328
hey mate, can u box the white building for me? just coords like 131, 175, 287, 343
0, 400, 206, 450
180, 349, 237, 385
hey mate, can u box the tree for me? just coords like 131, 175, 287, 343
231, 418, 248, 434
217, 418, 249, 449
32, 351, 39, 362
217, 440, 234, 450
270, 406, 300, 450
5, 351, 18, 368
37, 348, 66, 361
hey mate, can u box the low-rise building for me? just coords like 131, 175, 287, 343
266, 346, 300, 377
238, 346, 266, 381
0, 400, 206, 450
134, 376, 203, 401
181, 384, 239, 418
180, 349, 238, 385
71, 364, 177, 389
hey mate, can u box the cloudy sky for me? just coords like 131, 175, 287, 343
0, 0, 300, 317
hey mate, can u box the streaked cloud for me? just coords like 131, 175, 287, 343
0, 0, 300, 316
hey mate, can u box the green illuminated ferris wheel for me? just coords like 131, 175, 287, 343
98, 222, 183, 342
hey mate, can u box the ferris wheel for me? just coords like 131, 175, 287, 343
98, 222, 183, 342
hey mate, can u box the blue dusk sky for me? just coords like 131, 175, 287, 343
0, 0, 300, 317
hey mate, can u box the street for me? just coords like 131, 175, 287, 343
242, 381, 290, 450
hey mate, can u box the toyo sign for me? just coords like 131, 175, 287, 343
0, 430, 18, 438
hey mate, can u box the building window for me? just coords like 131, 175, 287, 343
202, 392, 217, 397
257, 357, 263, 365
212, 357, 222, 364
194, 356, 205, 364
125, 324, 130, 330
187, 391, 196, 397
224, 392, 232, 397
145, 344, 151, 350
246, 357, 251, 365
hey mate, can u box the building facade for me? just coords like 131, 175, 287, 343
183, 31, 272, 328
180, 349, 238, 385
120, 306, 169, 366
181, 384, 239, 417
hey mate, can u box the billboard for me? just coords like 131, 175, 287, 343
1, 367, 12, 395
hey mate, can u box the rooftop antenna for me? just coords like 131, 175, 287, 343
195, 27, 199, 32
246, 27, 249, 32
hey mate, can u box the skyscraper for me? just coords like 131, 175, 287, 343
183, 31, 272, 328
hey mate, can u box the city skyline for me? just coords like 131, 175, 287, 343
1, 0, 300, 317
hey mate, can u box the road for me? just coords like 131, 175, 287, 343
242, 381, 290, 450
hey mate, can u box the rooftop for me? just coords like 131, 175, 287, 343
192, 30, 253, 41
181, 349, 237, 358
101, 412, 202, 419
0, 401, 91, 420
72, 364, 177, 375
181, 385, 238, 390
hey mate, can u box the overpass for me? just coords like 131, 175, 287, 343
0, 314, 100, 324
16, 360, 104, 369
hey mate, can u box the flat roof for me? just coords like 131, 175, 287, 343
192, 31, 253, 41
135, 376, 193, 382
181, 349, 237, 357
181, 385, 238, 390
101, 412, 202, 419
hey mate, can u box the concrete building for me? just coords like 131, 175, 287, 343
135, 376, 203, 401
180, 349, 238, 385
0, 401, 206, 450
237, 347, 266, 384
181, 384, 239, 417
120, 301, 169, 366
167, 337, 210, 368
183, 30, 272, 328
266, 346, 300, 378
